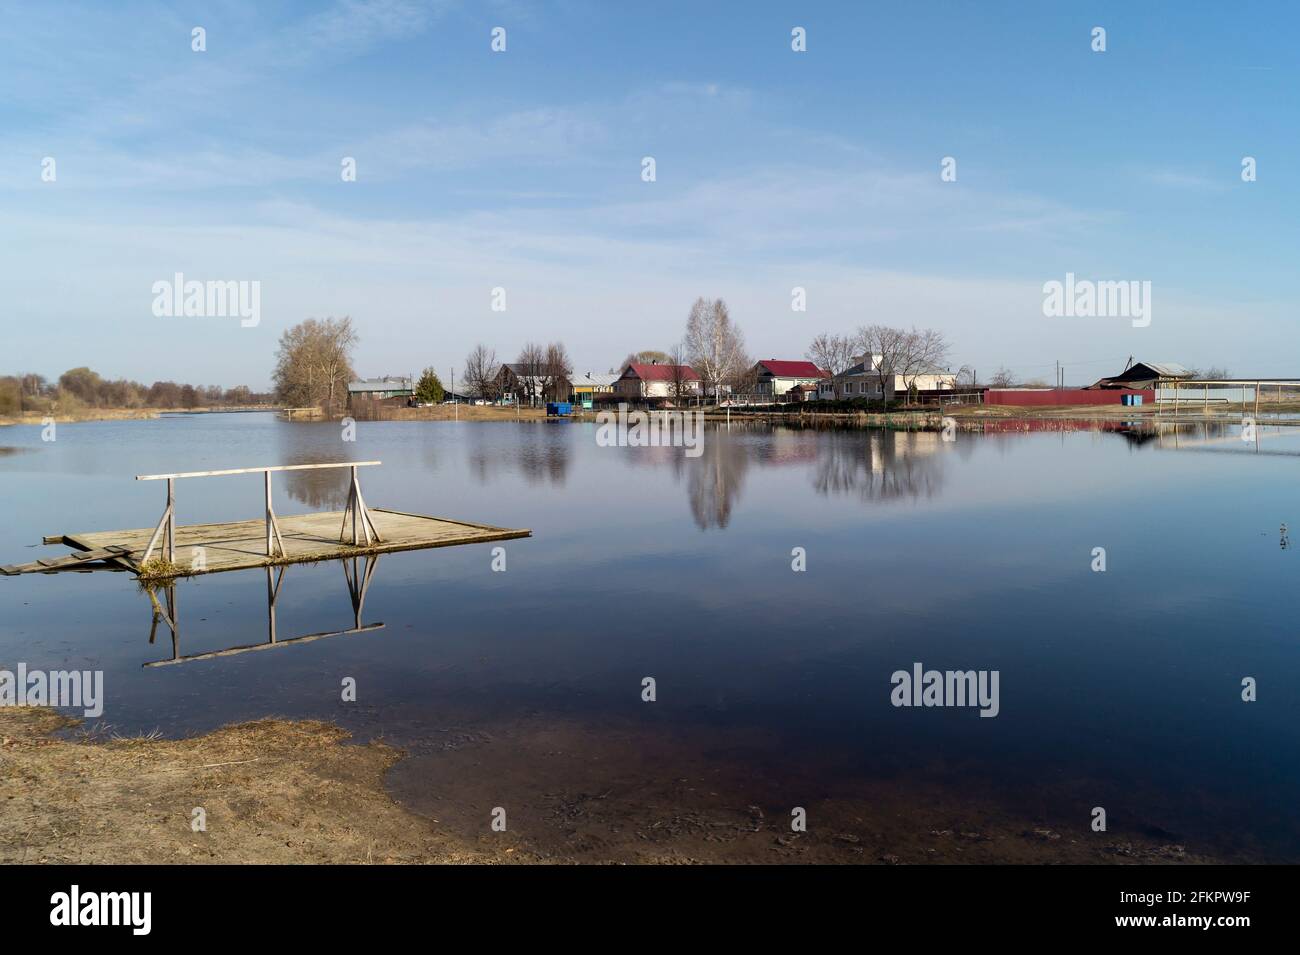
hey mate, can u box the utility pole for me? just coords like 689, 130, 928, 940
451, 366, 457, 420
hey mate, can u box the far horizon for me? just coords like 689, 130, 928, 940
4, 1, 1299, 389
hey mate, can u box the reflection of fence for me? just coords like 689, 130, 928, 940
143, 555, 383, 667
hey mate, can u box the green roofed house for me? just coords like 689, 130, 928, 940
347, 376, 414, 409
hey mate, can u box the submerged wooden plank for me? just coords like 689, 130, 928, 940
59, 506, 529, 577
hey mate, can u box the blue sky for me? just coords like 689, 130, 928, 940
2, 0, 1298, 388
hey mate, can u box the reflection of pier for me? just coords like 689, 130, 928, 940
144, 555, 384, 668
1152, 420, 1300, 457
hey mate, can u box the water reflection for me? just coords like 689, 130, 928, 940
279, 452, 352, 509
675, 436, 751, 529
142, 555, 383, 667
467, 427, 569, 486
810, 430, 946, 503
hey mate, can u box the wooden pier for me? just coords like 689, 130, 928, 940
1, 461, 529, 578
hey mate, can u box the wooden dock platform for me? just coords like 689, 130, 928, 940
19, 508, 529, 578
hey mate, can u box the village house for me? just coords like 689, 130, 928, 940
614, 362, 701, 402
816, 355, 957, 401
347, 376, 414, 409
495, 363, 573, 406
751, 360, 830, 401
570, 372, 619, 408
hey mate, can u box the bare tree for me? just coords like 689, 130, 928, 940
666, 342, 693, 405
620, 349, 672, 373
684, 297, 745, 403
805, 333, 855, 376
898, 328, 952, 403
542, 341, 574, 401
272, 316, 359, 414
514, 342, 546, 405
464, 344, 499, 400
989, 367, 1016, 388
854, 325, 909, 409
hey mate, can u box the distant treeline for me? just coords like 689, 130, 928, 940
0, 367, 272, 415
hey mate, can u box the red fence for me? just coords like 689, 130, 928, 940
983, 388, 1154, 406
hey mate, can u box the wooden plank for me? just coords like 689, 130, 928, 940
3, 546, 135, 574
136, 461, 381, 481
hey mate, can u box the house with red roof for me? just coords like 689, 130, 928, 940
614, 362, 701, 402
751, 360, 831, 401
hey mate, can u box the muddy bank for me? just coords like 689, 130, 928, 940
0, 707, 487, 864
1, 707, 1233, 864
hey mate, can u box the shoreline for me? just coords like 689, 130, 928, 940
0, 406, 282, 428
0, 706, 1253, 865
6, 402, 1297, 437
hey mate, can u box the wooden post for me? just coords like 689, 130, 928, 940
264, 470, 285, 557
1254, 381, 1260, 418
166, 478, 175, 563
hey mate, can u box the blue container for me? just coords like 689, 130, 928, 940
546, 402, 572, 417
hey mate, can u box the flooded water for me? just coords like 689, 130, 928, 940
2, 412, 1299, 860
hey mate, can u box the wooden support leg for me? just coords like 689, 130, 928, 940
351, 466, 381, 544
142, 494, 174, 565
339, 480, 357, 544
166, 478, 176, 564
264, 471, 285, 557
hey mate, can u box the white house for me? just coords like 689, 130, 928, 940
751, 360, 831, 400
817, 355, 956, 400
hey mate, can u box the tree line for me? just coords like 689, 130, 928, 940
0, 367, 270, 416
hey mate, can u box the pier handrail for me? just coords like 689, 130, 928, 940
135, 461, 382, 481
136, 461, 384, 565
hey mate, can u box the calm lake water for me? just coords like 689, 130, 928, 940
2, 412, 1298, 860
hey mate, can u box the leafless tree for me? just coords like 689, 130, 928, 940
854, 325, 910, 408
620, 349, 672, 373
897, 328, 952, 403
542, 341, 574, 401
805, 333, 855, 376
666, 342, 694, 405
514, 342, 546, 405
988, 367, 1016, 388
684, 297, 745, 403
272, 317, 359, 414
854, 325, 951, 407
463, 344, 500, 400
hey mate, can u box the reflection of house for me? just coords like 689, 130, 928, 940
1087, 360, 1193, 389
571, 373, 619, 408
614, 363, 701, 401
752, 360, 829, 399
347, 376, 413, 408
495, 364, 573, 406
816, 355, 956, 400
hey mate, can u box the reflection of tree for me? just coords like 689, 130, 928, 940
811, 429, 946, 502
675, 435, 751, 529
467, 428, 568, 486
280, 453, 351, 509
